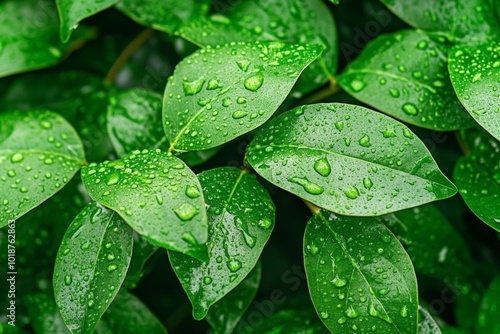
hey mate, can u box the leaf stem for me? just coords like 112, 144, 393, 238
104, 28, 156, 85
301, 77, 341, 105
455, 131, 471, 156
242, 152, 253, 173
302, 199, 321, 215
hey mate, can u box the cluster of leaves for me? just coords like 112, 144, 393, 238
0, 0, 499, 333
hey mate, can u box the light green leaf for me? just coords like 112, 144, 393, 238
206, 261, 262, 334
100, 289, 167, 334
304, 210, 418, 333
115, 0, 210, 34
449, 41, 500, 141
163, 41, 322, 152
338, 29, 473, 130
81, 149, 209, 261
53, 202, 133, 334
0, 110, 85, 225
123, 232, 159, 289
25, 291, 70, 334
56, 0, 118, 42
418, 305, 442, 334
0, 0, 92, 78
453, 128, 500, 231
379, 0, 499, 43
107, 88, 219, 166
247, 103, 457, 216
476, 275, 500, 334
169, 167, 275, 319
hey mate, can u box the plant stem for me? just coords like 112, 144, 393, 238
302, 199, 321, 215
455, 131, 471, 156
104, 28, 156, 85
301, 77, 341, 105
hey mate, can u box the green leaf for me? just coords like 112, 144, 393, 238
449, 41, 500, 141
0, 323, 31, 334
100, 289, 167, 334
107, 88, 219, 166
476, 275, 500, 334
379, 0, 500, 43
25, 291, 70, 334
247, 103, 457, 216
163, 41, 322, 151
0, 110, 85, 225
206, 261, 262, 334
123, 232, 159, 289
81, 149, 209, 261
418, 305, 442, 334
338, 29, 473, 130
56, 0, 118, 42
53, 202, 133, 334
169, 167, 275, 319
304, 210, 418, 333
0, 0, 92, 78
115, 0, 210, 34
380, 204, 476, 290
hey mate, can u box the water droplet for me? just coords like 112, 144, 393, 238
332, 275, 347, 287
314, 158, 331, 177
400, 305, 408, 318
335, 121, 344, 131
350, 79, 366, 92
156, 195, 163, 205
185, 185, 201, 198
183, 77, 205, 95
204, 277, 212, 285
232, 110, 248, 119
7, 170, 16, 177
359, 134, 371, 147
10, 153, 24, 163
389, 88, 400, 98
227, 259, 242, 272
236, 59, 251, 72
402, 102, 418, 115
416, 40, 428, 50
244, 72, 264, 92
181, 232, 198, 245
320, 311, 329, 319
338, 317, 347, 324
344, 186, 359, 199
257, 218, 272, 229
64, 275, 72, 285
363, 177, 373, 189
173, 203, 199, 221
107, 264, 118, 272
346, 306, 359, 318
307, 244, 319, 255
288, 177, 324, 195
40, 120, 52, 129
106, 173, 121, 186
206, 79, 220, 90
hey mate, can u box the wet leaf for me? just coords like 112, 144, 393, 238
163, 41, 322, 152
206, 261, 262, 334
418, 304, 442, 334
379, 0, 499, 43
25, 291, 70, 334
53, 202, 133, 334
169, 167, 275, 319
0, 110, 85, 225
115, 0, 210, 34
338, 29, 473, 130
449, 41, 500, 141
0, 0, 92, 78
475, 275, 500, 334
247, 103, 457, 216
56, 0, 118, 42
81, 149, 209, 261
304, 210, 418, 333
123, 232, 159, 289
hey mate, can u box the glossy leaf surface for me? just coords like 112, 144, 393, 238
338, 29, 472, 130
163, 41, 322, 151
169, 167, 275, 319
53, 202, 133, 334
304, 210, 418, 333
476, 275, 500, 334
81, 149, 209, 261
247, 103, 457, 216
0, 110, 85, 225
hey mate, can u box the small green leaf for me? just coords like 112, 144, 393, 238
379, 0, 499, 43
206, 261, 262, 334
418, 305, 442, 334
115, 0, 210, 34
56, 0, 118, 42
304, 210, 418, 333
123, 232, 159, 289
25, 291, 70, 334
100, 289, 167, 334
338, 29, 473, 130
81, 149, 209, 261
476, 275, 500, 334
449, 41, 500, 141
53, 202, 133, 334
454, 128, 500, 231
0, 110, 85, 225
169, 167, 275, 319
163, 41, 322, 152
247, 103, 457, 216
0, 0, 92, 78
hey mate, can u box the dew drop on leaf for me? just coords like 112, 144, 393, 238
402, 102, 418, 115
244, 72, 264, 92
173, 203, 199, 221
313, 158, 331, 177
10, 153, 24, 163
183, 78, 205, 96
288, 177, 324, 195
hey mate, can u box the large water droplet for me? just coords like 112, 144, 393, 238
402, 102, 418, 115
10, 153, 24, 163
107, 264, 118, 272
332, 275, 347, 287
244, 72, 264, 92
183, 78, 205, 95
314, 158, 331, 177
363, 177, 373, 190
288, 177, 324, 195
359, 134, 371, 147
227, 259, 242, 272
257, 218, 272, 230
173, 203, 199, 221
346, 306, 359, 318
236, 59, 251, 72
232, 110, 248, 119
400, 305, 408, 318
185, 185, 201, 198
350, 79, 366, 92
106, 173, 121, 186
344, 186, 359, 199
64, 275, 72, 285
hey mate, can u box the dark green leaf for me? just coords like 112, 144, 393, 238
100, 289, 167, 334
338, 29, 473, 130
81, 149, 209, 261
304, 210, 418, 333
0, 324, 31, 334
115, 0, 210, 34
123, 232, 159, 289
206, 261, 262, 334
25, 291, 70, 334
418, 305, 442, 334
379, 0, 499, 43
53, 202, 133, 334
0, 110, 85, 225
476, 275, 500, 334
449, 41, 500, 141
0, 0, 92, 78
163, 41, 322, 152
247, 103, 457, 216
169, 167, 275, 319
56, 0, 118, 42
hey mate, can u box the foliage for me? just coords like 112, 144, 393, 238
1, 0, 499, 333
